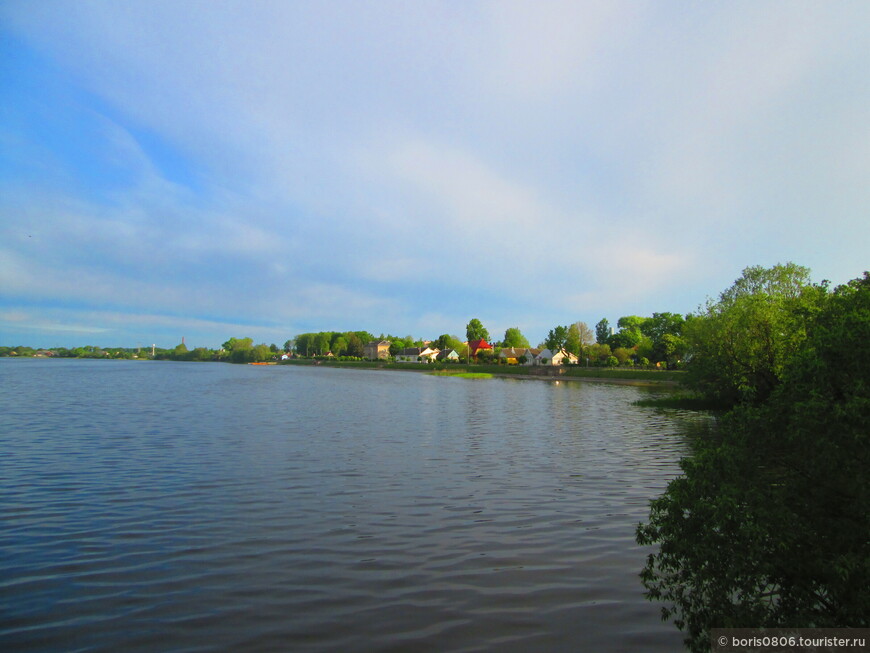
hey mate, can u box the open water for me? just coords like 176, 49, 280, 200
0, 358, 703, 652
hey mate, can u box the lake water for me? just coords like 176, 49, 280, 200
1, 359, 702, 652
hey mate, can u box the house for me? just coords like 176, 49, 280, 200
551, 349, 579, 365
498, 347, 530, 365
419, 347, 440, 363
534, 348, 555, 365
436, 348, 460, 362
363, 340, 391, 360
535, 348, 579, 365
394, 346, 440, 363
467, 339, 493, 358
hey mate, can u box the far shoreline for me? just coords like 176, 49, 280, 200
276, 358, 683, 387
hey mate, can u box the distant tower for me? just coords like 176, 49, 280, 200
152, 344, 156, 357
182, 336, 185, 347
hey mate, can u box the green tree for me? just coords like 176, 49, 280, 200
637, 272, 870, 652
346, 333, 364, 358
332, 336, 348, 357
564, 323, 584, 356
609, 315, 645, 349
252, 343, 272, 362
173, 342, 189, 361
435, 334, 463, 353
354, 331, 375, 346
294, 333, 312, 356
545, 325, 568, 352
684, 262, 818, 406
595, 318, 610, 344
659, 333, 686, 368
641, 312, 685, 362
635, 335, 655, 363
502, 327, 530, 348
223, 337, 253, 352
466, 318, 490, 343
587, 342, 611, 364
612, 347, 632, 365
283, 339, 294, 353
389, 338, 410, 356
191, 347, 213, 361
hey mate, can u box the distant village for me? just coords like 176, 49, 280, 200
1, 315, 686, 368
290, 339, 581, 367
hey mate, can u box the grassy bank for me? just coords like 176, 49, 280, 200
429, 369, 493, 379
278, 358, 682, 384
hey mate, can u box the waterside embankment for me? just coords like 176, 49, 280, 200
277, 358, 682, 386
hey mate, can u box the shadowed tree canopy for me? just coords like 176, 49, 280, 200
595, 318, 610, 344
345, 333, 364, 358
544, 325, 568, 352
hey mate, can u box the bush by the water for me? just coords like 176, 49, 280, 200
637, 269, 870, 652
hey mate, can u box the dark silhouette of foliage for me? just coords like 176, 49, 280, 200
638, 272, 870, 652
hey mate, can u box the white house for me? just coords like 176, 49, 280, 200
551, 349, 579, 365
395, 346, 440, 363
534, 348, 554, 365
436, 348, 460, 362
535, 348, 578, 365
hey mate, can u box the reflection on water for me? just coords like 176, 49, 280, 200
0, 359, 707, 652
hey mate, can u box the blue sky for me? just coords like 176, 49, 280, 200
2, 1, 868, 349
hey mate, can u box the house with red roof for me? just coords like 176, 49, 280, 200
467, 339, 492, 358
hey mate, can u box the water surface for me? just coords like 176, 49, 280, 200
1, 359, 701, 651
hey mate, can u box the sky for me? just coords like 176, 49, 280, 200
1, 1, 868, 349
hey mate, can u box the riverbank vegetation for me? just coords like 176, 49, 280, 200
637, 265, 869, 651
430, 370, 493, 379
276, 358, 683, 382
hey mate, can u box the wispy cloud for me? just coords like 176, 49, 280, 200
1, 1, 868, 347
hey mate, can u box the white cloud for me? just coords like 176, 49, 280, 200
469, 0, 639, 100
2, 0, 868, 347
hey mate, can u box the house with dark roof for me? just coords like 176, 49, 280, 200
436, 348, 460, 362
498, 347, 531, 365
395, 346, 439, 363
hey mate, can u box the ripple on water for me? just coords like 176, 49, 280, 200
0, 360, 705, 652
